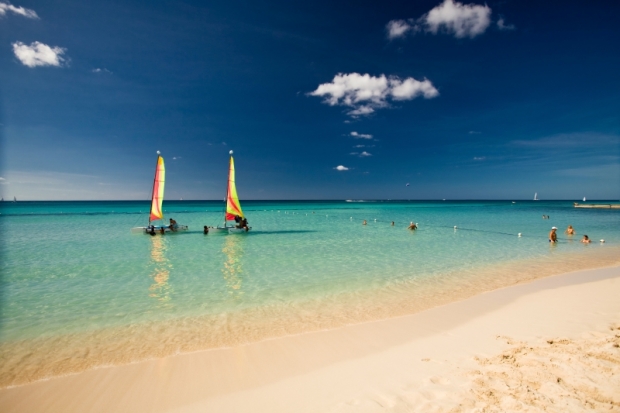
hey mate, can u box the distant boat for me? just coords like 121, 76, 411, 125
212, 150, 250, 234
534, 192, 539, 201
131, 151, 187, 234
13, 196, 16, 202
583, 197, 586, 202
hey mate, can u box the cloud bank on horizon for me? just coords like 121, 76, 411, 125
386, 0, 512, 40
310, 73, 438, 117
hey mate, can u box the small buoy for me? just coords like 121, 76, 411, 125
600, 239, 605, 243
518, 233, 522, 237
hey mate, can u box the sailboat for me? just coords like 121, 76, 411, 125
131, 151, 187, 234
212, 150, 250, 234
583, 197, 586, 202
533, 192, 539, 201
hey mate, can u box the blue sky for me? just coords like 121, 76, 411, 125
1, 0, 619, 200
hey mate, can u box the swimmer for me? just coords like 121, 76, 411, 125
581, 235, 591, 243
549, 227, 557, 243
391, 221, 395, 226
408, 222, 417, 230
565, 225, 575, 235
203, 225, 209, 234
363, 220, 367, 225
160, 227, 165, 234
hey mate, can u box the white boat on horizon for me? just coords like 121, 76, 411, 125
534, 192, 539, 201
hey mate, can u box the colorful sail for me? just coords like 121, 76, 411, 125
149, 155, 165, 223
225, 155, 244, 220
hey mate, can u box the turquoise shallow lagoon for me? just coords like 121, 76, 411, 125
1, 200, 619, 386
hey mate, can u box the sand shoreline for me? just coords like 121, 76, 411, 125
1, 264, 619, 412
2, 246, 619, 389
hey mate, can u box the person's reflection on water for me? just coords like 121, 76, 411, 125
149, 235, 173, 305
221, 235, 246, 300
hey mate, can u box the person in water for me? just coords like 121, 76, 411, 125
408, 222, 417, 230
241, 218, 249, 232
549, 227, 558, 243
148, 225, 156, 236
565, 225, 575, 235
203, 226, 209, 234
391, 221, 395, 226
362, 220, 367, 225
169, 218, 178, 231
581, 235, 591, 243
160, 226, 165, 234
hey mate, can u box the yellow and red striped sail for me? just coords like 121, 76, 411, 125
149, 155, 165, 223
225, 155, 244, 221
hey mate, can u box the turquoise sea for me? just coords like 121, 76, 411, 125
1, 200, 619, 386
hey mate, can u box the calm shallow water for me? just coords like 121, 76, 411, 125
1, 200, 619, 385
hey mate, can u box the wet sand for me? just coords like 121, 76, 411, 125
1, 265, 619, 412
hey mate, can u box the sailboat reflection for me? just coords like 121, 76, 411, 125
149, 235, 173, 305
221, 235, 246, 299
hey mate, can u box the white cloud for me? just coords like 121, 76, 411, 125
388, 0, 492, 40
0, 177, 5, 180
310, 73, 438, 117
391, 77, 439, 100
386, 19, 412, 39
424, 0, 491, 38
497, 18, 515, 31
473, 156, 486, 160
359, 151, 372, 157
12, 41, 66, 67
334, 165, 349, 171
350, 131, 373, 139
0, 2, 38, 19
353, 144, 366, 148
172, 156, 182, 160
92, 68, 112, 74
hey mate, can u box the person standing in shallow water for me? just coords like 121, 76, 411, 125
408, 222, 417, 230
565, 225, 575, 235
549, 227, 558, 243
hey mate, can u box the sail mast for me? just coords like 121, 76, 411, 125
223, 150, 233, 227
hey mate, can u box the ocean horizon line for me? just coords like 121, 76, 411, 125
2, 199, 619, 203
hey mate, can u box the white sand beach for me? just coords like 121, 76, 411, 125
1, 265, 619, 413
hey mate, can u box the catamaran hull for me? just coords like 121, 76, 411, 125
131, 225, 188, 234
228, 227, 251, 234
